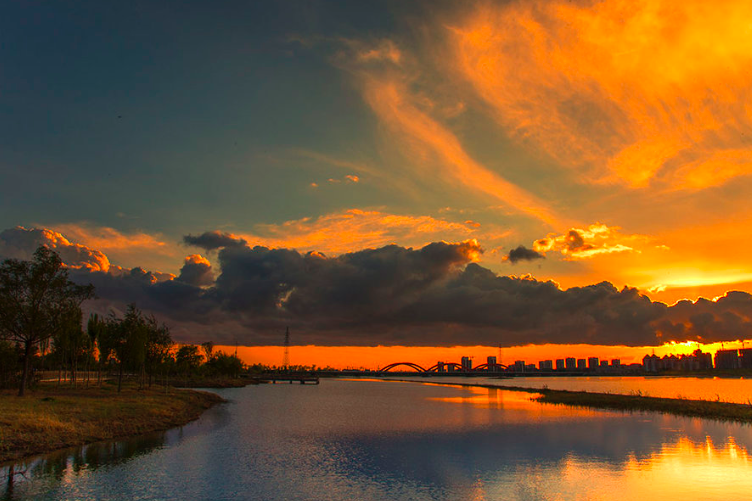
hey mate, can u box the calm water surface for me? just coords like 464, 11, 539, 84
392, 375, 752, 403
3, 379, 752, 500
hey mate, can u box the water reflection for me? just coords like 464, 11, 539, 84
3, 381, 752, 500
394, 375, 752, 404
1, 433, 166, 500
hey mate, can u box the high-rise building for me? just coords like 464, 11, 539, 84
513, 360, 526, 372
565, 357, 576, 370
643, 354, 659, 372
436, 362, 445, 373
611, 359, 621, 367
587, 357, 599, 370
487, 356, 498, 372
715, 349, 740, 370
461, 356, 473, 371
539, 360, 553, 371
576, 359, 587, 370
555, 359, 565, 370
740, 349, 752, 369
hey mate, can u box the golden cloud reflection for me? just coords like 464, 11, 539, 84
426, 384, 609, 422
553, 436, 752, 499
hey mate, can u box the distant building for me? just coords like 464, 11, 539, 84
599, 360, 608, 368
487, 356, 498, 372
643, 354, 659, 372
611, 359, 621, 367
715, 349, 740, 370
565, 358, 576, 371
555, 359, 565, 371
661, 354, 680, 371
461, 356, 473, 371
696, 350, 713, 370
539, 360, 553, 371
436, 362, 445, 373
577, 359, 587, 370
513, 360, 526, 372
587, 357, 599, 370
740, 349, 752, 369
525, 364, 536, 372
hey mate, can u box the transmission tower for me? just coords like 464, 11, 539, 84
283, 327, 290, 370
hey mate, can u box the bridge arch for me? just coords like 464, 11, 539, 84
378, 362, 428, 372
472, 363, 508, 371
425, 362, 468, 372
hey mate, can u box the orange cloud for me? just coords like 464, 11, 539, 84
52, 223, 168, 252
451, 0, 752, 190
0, 226, 111, 272
332, 36, 565, 227
184, 254, 211, 267
355, 38, 403, 64
241, 208, 507, 255
362, 75, 563, 226
533, 223, 646, 259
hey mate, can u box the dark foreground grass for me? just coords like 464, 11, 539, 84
170, 377, 257, 388
388, 379, 752, 424
0, 382, 225, 464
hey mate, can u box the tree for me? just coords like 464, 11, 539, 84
0, 246, 94, 396
0, 339, 20, 388
144, 315, 173, 387
201, 341, 214, 362
205, 351, 244, 378
110, 304, 148, 392
176, 345, 202, 376
86, 313, 106, 386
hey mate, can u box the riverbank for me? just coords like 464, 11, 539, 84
171, 377, 257, 388
387, 379, 752, 423
0, 383, 225, 464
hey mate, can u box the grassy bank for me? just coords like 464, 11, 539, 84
390, 379, 752, 423
0, 383, 225, 464
171, 377, 257, 388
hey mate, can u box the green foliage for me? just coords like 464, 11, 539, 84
0, 339, 20, 388
176, 345, 202, 375
0, 246, 94, 395
205, 351, 244, 377
145, 315, 174, 377
101, 304, 174, 391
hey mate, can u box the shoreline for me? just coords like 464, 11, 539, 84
0, 384, 226, 465
382, 378, 752, 424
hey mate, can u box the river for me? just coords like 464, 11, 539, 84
388, 375, 752, 403
3, 378, 752, 500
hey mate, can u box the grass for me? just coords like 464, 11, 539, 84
169, 377, 257, 388
0, 382, 225, 464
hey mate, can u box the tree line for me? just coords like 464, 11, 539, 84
0, 246, 244, 395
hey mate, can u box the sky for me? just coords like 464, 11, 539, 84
3, 0, 752, 366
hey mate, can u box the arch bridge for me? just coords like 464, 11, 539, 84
377, 362, 508, 373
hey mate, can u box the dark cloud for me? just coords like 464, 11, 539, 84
563, 229, 597, 253
0, 226, 110, 271
505, 245, 545, 263
177, 255, 214, 287
6, 225, 751, 348
183, 231, 246, 250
